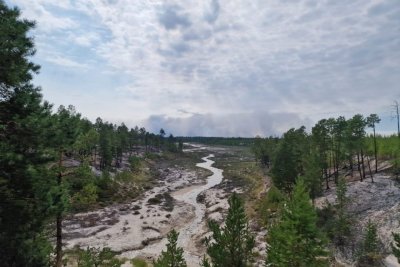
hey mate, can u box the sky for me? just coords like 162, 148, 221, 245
7, 0, 400, 136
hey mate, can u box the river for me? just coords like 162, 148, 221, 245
174, 154, 224, 265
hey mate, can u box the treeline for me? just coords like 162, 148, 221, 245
254, 115, 400, 194
0, 2, 181, 266
179, 136, 255, 146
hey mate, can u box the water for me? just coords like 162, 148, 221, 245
173, 154, 224, 265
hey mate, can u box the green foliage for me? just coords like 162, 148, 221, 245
301, 152, 323, 200
154, 229, 187, 267
68, 162, 97, 192
0, 0, 40, 98
365, 134, 399, 159
0, 1, 54, 265
115, 171, 134, 182
145, 152, 161, 160
129, 156, 142, 172
72, 183, 98, 211
70, 246, 123, 267
333, 177, 351, 246
393, 149, 400, 180
74, 128, 99, 161
366, 114, 381, 173
259, 185, 285, 224
358, 221, 381, 266
131, 258, 148, 267
203, 192, 255, 267
271, 127, 308, 192
266, 179, 328, 267
391, 232, 400, 263
252, 137, 278, 168
316, 203, 336, 241
95, 171, 117, 201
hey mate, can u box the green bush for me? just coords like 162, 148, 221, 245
128, 156, 141, 172
358, 221, 382, 266
258, 185, 285, 224
131, 258, 148, 267
71, 183, 98, 211
144, 152, 160, 160
68, 246, 123, 267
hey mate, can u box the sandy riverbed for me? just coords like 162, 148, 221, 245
64, 153, 229, 266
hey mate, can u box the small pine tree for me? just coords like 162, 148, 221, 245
334, 177, 351, 246
202, 192, 255, 267
266, 179, 328, 267
154, 230, 187, 267
358, 221, 381, 266
73, 246, 123, 267
392, 232, 400, 263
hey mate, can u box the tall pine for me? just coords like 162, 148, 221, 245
266, 179, 328, 267
0, 1, 54, 266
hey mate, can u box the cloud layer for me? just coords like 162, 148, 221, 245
7, 0, 400, 136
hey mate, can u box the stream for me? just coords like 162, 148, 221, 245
174, 154, 224, 264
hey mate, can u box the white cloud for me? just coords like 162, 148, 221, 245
10, 0, 78, 32
8, 0, 400, 135
45, 55, 88, 69
71, 32, 101, 47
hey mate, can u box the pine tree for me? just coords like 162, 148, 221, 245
202, 192, 255, 267
358, 221, 381, 266
391, 232, 400, 263
0, 1, 54, 265
334, 177, 351, 246
301, 152, 323, 201
0, 1, 40, 99
154, 229, 187, 267
271, 127, 308, 192
49, 105, 83, 267
71, 246, 123, 267
312, 119, 330, 189
266, 179, 328, 267
366, 114, 381, 175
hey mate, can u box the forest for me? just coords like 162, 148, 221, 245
2, 1, 400, 267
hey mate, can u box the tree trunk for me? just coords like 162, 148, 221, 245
349, 156, 353, 177
367, 156, 373, 182
324, 168, 330, 190
333, 150, 338, 184
328, 151, 332, 179
361, 149, 366, 179
357, 153, 362, 181
93, 146, 97, 167
373, 128, 378, 173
